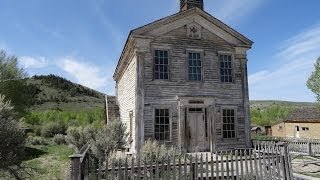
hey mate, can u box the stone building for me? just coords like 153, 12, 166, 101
106, 0, 253, 153
272, 107, 320, 139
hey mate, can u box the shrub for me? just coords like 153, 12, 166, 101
40, 121, 67, 137
66, 125, 96, 151
27, 136, 49, 146
91, 120, 128, 160
0, 95, 26, 175
53, 134, 66, 145
140, 140, 184, 165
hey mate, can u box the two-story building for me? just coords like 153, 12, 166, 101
106, 0, 253, 153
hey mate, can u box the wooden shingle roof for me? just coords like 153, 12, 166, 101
284, 107, 320, 123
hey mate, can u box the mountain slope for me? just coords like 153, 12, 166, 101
1, 74, 105, 112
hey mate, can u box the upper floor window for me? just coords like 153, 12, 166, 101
220, 55, 233, 83
154, 109, 170, 141
222, 108, 236, 139
188, 52, 202, 81
154, 50, 169, 80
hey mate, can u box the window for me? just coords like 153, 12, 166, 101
222, 109, 236, 139
220, 55, 233, 83
278, 126, 283, 131
188, 52, 202, 81
154, 109, 170, 141
302, 127, 309, 131
154, 50, 169, 80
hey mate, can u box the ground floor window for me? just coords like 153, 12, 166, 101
222, 109, 236, 139
154, 109, 170, 141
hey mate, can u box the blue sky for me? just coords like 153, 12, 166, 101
0, 0, 320, 102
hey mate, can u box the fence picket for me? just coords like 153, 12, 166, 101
124, 157, 128, 180
211, 153, 214, 180
240, 150, 244, 180
226, 151, 230, 180
216, 151, 220, 180
184, 154, 187, 180
200, 154, 204, 179
231, 151, 234, 179
155, 157, 159, 180
194, 154, 198, 180
249, 149, 253, 179
206, 153, 209, 179
235, 150, 239, 180
221, 152, 225, 180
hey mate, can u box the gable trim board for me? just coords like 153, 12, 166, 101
114, 7, 253, 82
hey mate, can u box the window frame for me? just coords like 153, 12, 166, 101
153, 49, 171, 81
153, 107, 172, 142
218, 53, 235, 84
220, 106, 238, 140
186, 50, 204, 82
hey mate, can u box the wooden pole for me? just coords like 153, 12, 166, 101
69, 154, 82, 180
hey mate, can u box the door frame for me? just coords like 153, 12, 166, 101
177, 96, 216, 152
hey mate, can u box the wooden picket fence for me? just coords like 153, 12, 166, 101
253, 137, 320, 156
70, 142, 293, 180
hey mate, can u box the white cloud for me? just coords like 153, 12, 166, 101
57, 57, 112, 91
19, 56, 49, 69
249, 24, 320, 102
207, 0, 265, 25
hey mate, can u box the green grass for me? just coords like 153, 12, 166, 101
21, 143, 74, 180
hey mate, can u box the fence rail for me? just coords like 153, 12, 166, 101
253, 137, 320, 156
70, 142, 293, 180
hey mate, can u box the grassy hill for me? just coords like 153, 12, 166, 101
250, 100, 317, 126
9, 74, 106, 112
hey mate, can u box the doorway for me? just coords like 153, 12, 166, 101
187, 108, 206, 152
294, 125, 300, 138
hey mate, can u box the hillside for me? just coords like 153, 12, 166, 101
1, 74, 105, 112
250, 100, 316, 109
250, 100, 317, 126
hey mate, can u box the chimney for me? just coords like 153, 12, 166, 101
180, 0, 204, 11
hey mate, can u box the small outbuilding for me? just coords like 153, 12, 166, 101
271, 107, 320, 139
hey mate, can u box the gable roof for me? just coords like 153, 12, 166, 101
283, 107, 320, 123
113, 7, 253, 81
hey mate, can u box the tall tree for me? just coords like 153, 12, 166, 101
307, 57, 320, 102
0, 50, 27, 81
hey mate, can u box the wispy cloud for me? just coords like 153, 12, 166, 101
88, 0, 124, 50
19, 56, 49, 69
249, 24, 320, 102
56, 57, 112, 92
208, 0, 265, 25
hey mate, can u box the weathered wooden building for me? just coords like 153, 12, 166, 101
106, 0, 253, 153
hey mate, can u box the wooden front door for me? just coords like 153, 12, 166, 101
187, 108, 206, 152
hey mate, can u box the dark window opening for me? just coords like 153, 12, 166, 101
219, 55, 233, 83
222, 109, 236, 139
154, 109, 170, 141
154, 50, 169, 80
188, 52, 202, 81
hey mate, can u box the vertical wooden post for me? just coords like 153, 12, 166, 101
278, 142, 292, 180
308, 142, 312, 156
69, 154, 82, 180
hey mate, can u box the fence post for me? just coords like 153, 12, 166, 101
278, 142, 292, 180
69, 154, 82, 180
308, 142, 312, 156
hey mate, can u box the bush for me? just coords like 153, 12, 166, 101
40, 121, 67, 137
140, 140, 184, 165
66, 125, 96, 151
27, 136, 49, 145
91, 120, 128, 160
53, 134, 66, 145
0, 95, 26, 174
